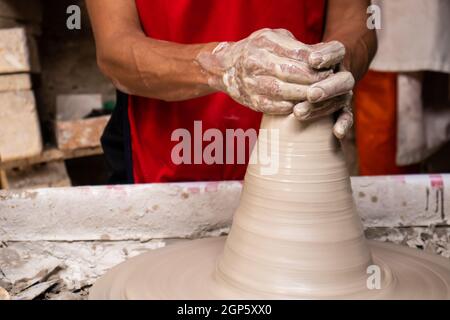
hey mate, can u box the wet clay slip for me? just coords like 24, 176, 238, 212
90, 115, 450, 300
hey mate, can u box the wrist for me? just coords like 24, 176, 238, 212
337, 34, 375, 82
196, 41, 233, 91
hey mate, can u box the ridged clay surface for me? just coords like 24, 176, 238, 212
90, 115, 450, 299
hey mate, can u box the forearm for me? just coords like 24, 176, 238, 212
86, 0, 218, 101
97, 33, 219, 101
323, 0, 377, 82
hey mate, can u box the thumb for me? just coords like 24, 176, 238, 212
308, 41, 346, 69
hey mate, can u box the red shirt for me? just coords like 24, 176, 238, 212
130, 0, 325, 183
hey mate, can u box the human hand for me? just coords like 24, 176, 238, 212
196, 28, 346, 115
293, 68, 355, 139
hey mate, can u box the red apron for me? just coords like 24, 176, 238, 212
130, 0, 325, 183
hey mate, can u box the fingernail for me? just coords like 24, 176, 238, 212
335, 127, 344, 138
334, 122, 349, 138
294, 105, 310, 120
297, 107, 309, 116
308, 87, 324, 103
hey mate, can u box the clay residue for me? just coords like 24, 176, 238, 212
90, 115, 450, 300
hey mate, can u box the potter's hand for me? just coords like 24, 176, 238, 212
294, 68, 355, 139
196, 28, 346, 114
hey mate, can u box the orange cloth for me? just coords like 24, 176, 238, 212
354, 71, 417, 176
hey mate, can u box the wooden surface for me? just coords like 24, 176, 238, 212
0, 145, 103, 170
1, 160, 71, 190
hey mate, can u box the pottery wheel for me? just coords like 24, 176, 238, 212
90, 115, 450, 300
90, 237, 450, 299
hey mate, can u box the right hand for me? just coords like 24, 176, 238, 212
196, 28, 346, 114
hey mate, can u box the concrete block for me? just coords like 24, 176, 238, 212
56, 94, 103, 121
0, 90, 43, 162
0, 28, 30, 73
56, 115, 110, 151
354, 174, 448, 227
0, 28, 39, 73
0, 73, 31, 92
0, 176, 448, 242
0, 0, 42, 23
0, 181, 241, 241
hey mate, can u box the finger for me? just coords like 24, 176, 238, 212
333, 107, 354, 139
250, 30, 311, 61
294, 100, 342, 121
307, 93, 352, 120
246, 50, 333, 85
308, 41, 346, 69
243, 76, 309, 101
251, 95, 294, 115
306, 71, 355, 103
294, 93, 352, 121
272, 28, 295, 38
293, 101, 313, 120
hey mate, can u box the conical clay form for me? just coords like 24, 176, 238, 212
216, 115, 375, 297
90, 115, 450, 300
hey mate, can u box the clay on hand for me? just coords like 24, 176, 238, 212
196, 28, 354, 138
294, 69, 355, 139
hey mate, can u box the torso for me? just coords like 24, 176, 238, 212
129, 0, 325, 183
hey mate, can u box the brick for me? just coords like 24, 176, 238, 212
0, 90, 43, 162
0, 28, 30, 73
56, 115, 110, 151
0, 28, 39, 73
56, 94, 103, 121
0, 73, 31, 92
0, 0, 43, 23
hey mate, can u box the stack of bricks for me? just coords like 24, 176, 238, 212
0, 0, 42, 163
0, 0, 71, 189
